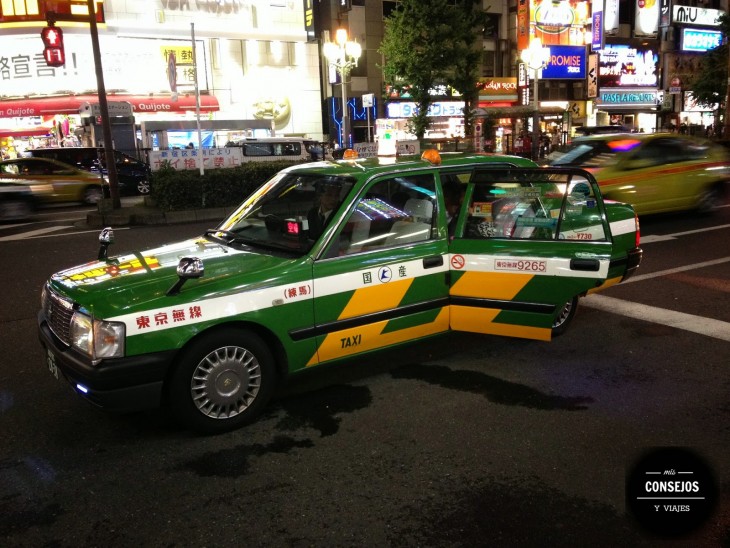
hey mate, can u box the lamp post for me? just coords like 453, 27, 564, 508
521, 38, 551, 161
323, 29, 361, 149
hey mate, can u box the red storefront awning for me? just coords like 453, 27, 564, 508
0, 94, 220, 118
0, 126, 55, 138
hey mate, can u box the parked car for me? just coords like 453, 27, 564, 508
24, 147, 151, 196
38, 149, 642, 433
548, 133, 730, 215
0, 157, 106, 205
0, 180, 37, 221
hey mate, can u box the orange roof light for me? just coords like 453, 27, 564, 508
342, 149, 359, 160
421, 149, 442, 165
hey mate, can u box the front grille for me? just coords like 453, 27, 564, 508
43, 285, 75, 346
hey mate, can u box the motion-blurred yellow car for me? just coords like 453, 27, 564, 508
0, 157, 107, 205
549, 133, 730, 215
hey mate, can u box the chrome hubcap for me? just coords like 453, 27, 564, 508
191, 345, 261, 419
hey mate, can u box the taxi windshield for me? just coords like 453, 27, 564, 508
207, 172, 356, 255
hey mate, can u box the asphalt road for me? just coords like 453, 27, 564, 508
1, 204, 728, 546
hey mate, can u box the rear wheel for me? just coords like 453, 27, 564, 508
136, 179, 151, 194
0, 199, 34, 221
83, 185, 104, 205
696, 184, 724, 214
552, 296, 578, 336
168, 328, 276, 434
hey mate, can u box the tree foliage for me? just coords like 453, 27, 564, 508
689, 13, 730, 120
379, 0, 488, 140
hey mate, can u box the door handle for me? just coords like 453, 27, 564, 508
570, 258, 600, 271
423, 255, 444, 269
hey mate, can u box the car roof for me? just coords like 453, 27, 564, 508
280, 152, 537, 179
572, 132, 709, 144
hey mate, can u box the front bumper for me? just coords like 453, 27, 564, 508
38, 312, 176, 412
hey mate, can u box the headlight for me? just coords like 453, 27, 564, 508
70, 311, 125, 362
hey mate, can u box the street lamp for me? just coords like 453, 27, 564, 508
323, 29, 361, 149
520, 38, 551, 161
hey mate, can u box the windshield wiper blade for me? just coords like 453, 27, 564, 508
204, 229, 240, 243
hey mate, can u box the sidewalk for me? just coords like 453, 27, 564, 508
84, 196, 233, 228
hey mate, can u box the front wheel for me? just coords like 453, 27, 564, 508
552, 296, 578, 337
168, 328, 276, 434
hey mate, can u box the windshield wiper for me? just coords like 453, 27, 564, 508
203, 229, 240, 244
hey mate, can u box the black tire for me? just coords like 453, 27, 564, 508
168, 328, 276, 434
552, 296, 578, 336
0, 199, 34, 221
696, 183, 724, 214
83, 185, 104, 205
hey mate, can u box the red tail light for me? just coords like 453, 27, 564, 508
634, 214, 641, 247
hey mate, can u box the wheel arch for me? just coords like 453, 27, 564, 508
160, 320, 289, 403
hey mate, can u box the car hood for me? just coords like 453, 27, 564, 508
48, 236, 308, 318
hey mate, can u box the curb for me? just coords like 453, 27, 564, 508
84, 207, 230, 228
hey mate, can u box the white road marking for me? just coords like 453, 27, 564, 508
640, 223, 730, 244
623, 257, 730, 284
0, 226, 73, 241
583, 294, 730, 342
18, 227, 131, 240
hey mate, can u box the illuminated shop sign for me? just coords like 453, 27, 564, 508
634, 0, 658, 37
680, 28, 722, 52
0, 0, 105, 25
598, 44, 658, 88
597, 87, 661, 107
541, 45, 586, 79
477, 77, 518, 100
531, 0, 591, 46
672, 6, 722, 26
386, 102, 465, 118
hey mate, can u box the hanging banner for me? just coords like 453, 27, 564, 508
587, 53, 598, 98
517, 0, 530, 51
592, 0, 604, 51
604, 0, 620, 34
660, 0, 671, 27
635, 0, 659, 37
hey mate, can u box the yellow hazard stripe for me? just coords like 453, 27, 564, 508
307, 307, 449, 365
450, 305, 551, 341
338, 278, 413, 320
451, 271, 533, 300
588, 276, 623, 293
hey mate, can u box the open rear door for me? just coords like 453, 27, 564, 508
448, 167, 613, 341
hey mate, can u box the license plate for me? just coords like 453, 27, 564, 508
46, 348, 59, 380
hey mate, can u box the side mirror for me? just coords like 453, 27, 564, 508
97, 227, 114, 260
167, 257, 204, 296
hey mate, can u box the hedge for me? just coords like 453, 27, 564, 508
150, 160, 305, 211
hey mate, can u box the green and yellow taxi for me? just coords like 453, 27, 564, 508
549, 132, 730, 215
38, 149, 642, 433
